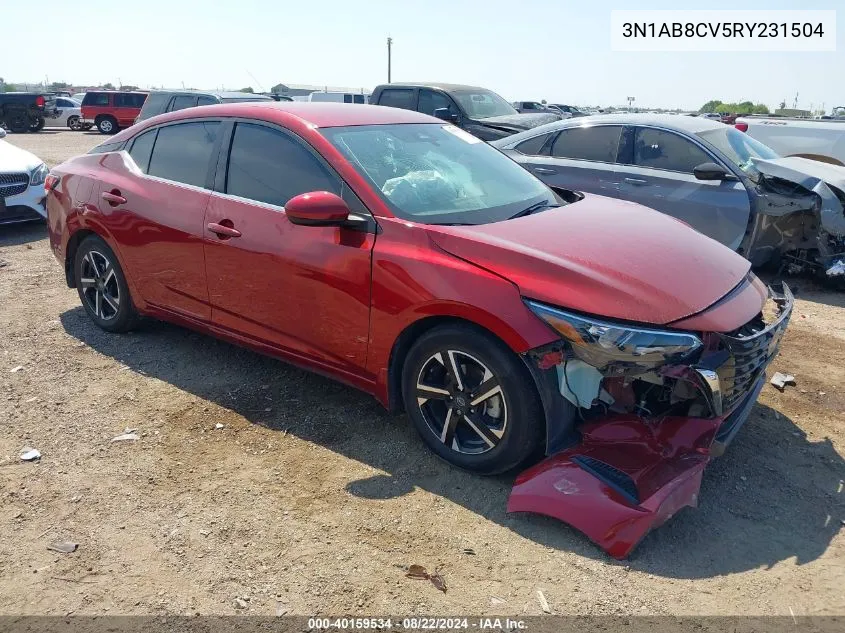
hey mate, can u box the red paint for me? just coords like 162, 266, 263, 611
45, 102, 773, 557
508, 413, 728, 559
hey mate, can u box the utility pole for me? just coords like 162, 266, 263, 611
627, 96, 635, 111
387, 37, 393, 83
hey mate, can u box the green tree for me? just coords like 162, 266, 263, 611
752, 103, 770, 114
119, 85, 139, 91
699, 100, 723, 112
239, 87, 254, 93
102, 82, 115, 90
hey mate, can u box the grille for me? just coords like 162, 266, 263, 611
571, 455, 640, 505
717, 286, 793, 411
0, 173, 29, 198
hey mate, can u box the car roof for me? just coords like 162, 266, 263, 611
147, 90, 272, 100
377, 82, 492, 93
114, 102, 439, 138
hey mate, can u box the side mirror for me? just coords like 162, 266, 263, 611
286, 191, 350, 226
693, 162, 729, 181
0, 128, 6, 139
433, 107, 458, 123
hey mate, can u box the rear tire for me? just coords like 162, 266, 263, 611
67, 115, 81, 131
28, 116, 45, 132
73, 235, 138, 333
97, 116, 118, 135
401, 324, 544, 475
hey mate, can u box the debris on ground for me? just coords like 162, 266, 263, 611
490, 596, 505, 605
10, 365, 24, 373
20, 447, 41, 461
404, 564, 447, 593
233, 598, 248, 609
111, 433, 140, 442
275, 602, 288, 616
770, 372, 796, 391
215, 423, 225, 430
461, 547, 476, 555
47, 542, 78, 554
0, 259, 9, 269
536, 589, 551, 613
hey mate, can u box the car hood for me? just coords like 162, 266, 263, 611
0, 140, 41, 173
426, 194, 752, 326
752, 156, 845, 235
475, 112, 560, 132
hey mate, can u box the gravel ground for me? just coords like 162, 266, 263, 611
0, 130, 843, 616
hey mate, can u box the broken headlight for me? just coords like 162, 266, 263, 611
526, 300, 703, 373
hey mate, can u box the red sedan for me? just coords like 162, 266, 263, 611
45, 102, 792, 558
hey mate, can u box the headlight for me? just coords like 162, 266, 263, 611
526, 300, 703, 372
30, 163, 48, 186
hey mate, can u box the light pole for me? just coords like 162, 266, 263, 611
387, 37, 393, 83
627, 96, 635, 111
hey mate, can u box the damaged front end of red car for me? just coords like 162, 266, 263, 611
509, 281, 793, 559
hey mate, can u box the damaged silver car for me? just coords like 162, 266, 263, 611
493, 114, 845, 281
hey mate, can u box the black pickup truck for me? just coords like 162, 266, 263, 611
0, 92, 59, 133
370, 82, 559, 141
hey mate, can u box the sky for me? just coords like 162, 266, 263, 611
5, 0, 843, 112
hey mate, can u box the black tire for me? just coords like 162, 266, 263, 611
401, 324, 544, 475
97, 116, 118, 135
73, 235, 138, 333
67, 115, 81, 131
8, 112, 28, 133
28, 116, 45, 132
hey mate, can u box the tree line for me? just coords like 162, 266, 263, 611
699, 100, 770, 115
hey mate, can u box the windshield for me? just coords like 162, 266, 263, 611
696, 127, 779, 172
450, 89, 518, 120
322, 123, 555, 225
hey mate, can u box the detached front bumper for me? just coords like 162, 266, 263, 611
509, 284, 793, 559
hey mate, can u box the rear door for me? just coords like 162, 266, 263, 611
518, 125, 624, 197
203, 120, 374, 373
95, 119, 223, 320
616, 126, 751, 249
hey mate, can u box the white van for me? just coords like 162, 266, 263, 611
308, 91, 370, 104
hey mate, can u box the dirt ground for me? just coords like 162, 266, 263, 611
1, 130, 843, 617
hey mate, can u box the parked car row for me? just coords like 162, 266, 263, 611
42, 100, 797, 559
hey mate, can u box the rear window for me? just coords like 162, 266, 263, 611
377, 89, 415, 110
147, 121, 220, 188
82, 93, 109, 106
115, 93, 146, 108
515, 133, 551, 156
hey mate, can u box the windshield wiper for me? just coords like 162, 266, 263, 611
508, 202, 561, 220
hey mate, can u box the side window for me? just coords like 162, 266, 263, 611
550, 126, 623, 163
170, 95, 199, 112
127, 129, 158, 173
633, 128, 712, 173
147, 121, 220, 188
114, 93, 131, 108
417, 90, 456, 117
84, 93, 109, 106
197, 95, 218, 107
225, 122, 340, 207
515, 133, 551, 156
343, 94, 353, 104
353, 94, 365, 104
140, 92, 169, 115
377, 89, 414, 110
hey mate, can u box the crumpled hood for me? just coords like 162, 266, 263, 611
475, 112, 560, 132
752, 157, 845, 235
427, 194, 752, 326
0, 140, 41, 173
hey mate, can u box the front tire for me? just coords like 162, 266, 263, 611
97, 116, 118, 134
67, 115, 81, 130
73, 235, 137, 332
401, 324, 544, 475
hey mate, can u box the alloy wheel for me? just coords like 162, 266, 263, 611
415, 350, 507, 454
79, 250, 120, 321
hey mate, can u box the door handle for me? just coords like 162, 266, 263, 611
533, 167, 556, 174
101, 190, 126, 205
624, 177, 648, 186
207, 222, 242, 238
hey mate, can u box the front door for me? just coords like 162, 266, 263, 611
203, 121, 374, 373
617, 126, 751, 250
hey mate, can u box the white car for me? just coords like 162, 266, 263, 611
0, 128, 49, 224
47, 97, 88, 130
736, 109, 845, 165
